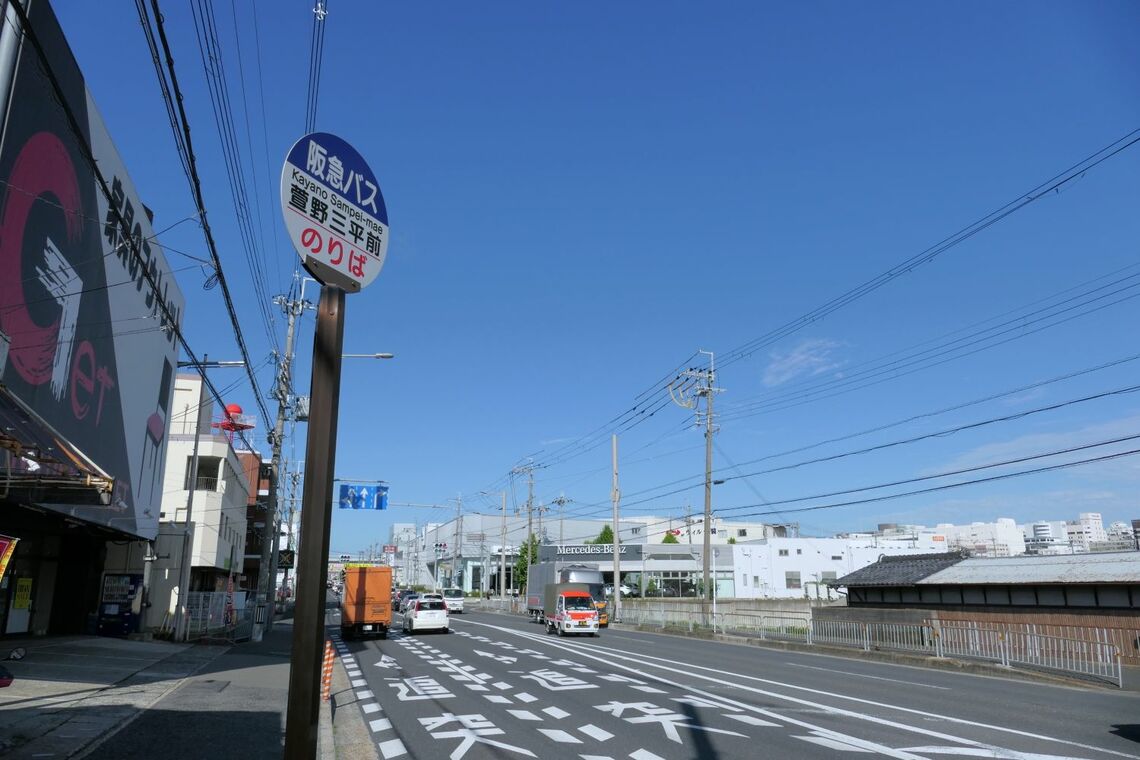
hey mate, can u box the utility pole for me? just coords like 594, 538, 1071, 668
451, 494, 462, 588
174, 355, 207, 642
499, 491, 507, 597
611, 434, 621, 623
669, 349, 722, 622
254, 285, 310, 642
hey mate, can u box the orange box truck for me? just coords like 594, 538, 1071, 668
340, 565, 393, 639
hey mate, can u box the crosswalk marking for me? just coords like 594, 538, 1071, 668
515, 692, 538, 703
542, 706, 570, 719
351, 679, 367, 687
378, 738, 408, 759
538, 729, 582, 744
578, 725, 613, 742
629, 750, 666, 760
369, 718, 392, 732
484, 694, 512, 704
507, 709, 542, 721
362, 703, 381, 714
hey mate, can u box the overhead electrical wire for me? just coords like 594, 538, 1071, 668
483, 130, 1140, 513
136, 0, 273, 427
715, 126, 1140, 373
719, 265, 1140, 422
188, 0, 280, 354
304, 1, 329, 134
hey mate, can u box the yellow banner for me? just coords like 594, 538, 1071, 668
0, 535, 17, 585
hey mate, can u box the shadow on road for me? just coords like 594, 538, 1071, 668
1110, 725, 1140, 744
680, 699, 720, 760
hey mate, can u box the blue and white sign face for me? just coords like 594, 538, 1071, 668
338, 483, 389, 510
280, 132, 388, 292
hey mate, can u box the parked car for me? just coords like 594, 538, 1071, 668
403, 598, 449, 634
604, 584, 636, 597
399, 593, 421, 614
442, 587, 464, 614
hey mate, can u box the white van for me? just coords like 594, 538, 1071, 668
442, 587, 464, 614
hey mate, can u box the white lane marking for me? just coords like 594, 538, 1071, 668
786, 662, 951, 690
508, 709, 542, 721
355, 690, 374, 699
579, 756, 614, 760
629, 750, 666, 760
573, 667, 597, 674
378, 738, 407, 759
578, 724, 614, 741
485, 694, 512, 704
351, 679, 367, 687
472, 621, 1139, 760
629, 685, 666, 694
798, 734, 873, 753
369, 718, 393, 733
362, 703, 381, 714
673, 695, 741, 712
515, 692, 537, 703
475, 649, 518, 664
725, 714, 780, 727
538, 729, 582, 743
374, 654, 400, 670
466, 684, 489, 692
543, 706, 570, 719
493, 682, 513, 690
347, 670, 362, 677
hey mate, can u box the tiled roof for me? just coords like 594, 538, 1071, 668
832, 551, 968, 587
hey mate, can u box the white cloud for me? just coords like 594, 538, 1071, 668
763, 339, 844, 387
927, 412, 1140, 478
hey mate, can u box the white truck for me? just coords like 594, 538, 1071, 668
525, 563, 608, 626
542, 583, 599, 636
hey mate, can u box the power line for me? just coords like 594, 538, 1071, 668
716, 126, 1140, 372
139, 0, 273, 426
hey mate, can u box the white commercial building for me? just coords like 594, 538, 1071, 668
1067, 512, 1108, 550
936, 518, 1025, 557
730, 536, 951, 600
145, 374, 252, 630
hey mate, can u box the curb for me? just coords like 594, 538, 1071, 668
325, 632, 391, 759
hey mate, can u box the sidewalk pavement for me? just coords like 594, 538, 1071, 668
0, 617, 374, 759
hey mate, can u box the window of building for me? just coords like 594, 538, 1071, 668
753, 575, 759, 586
186, 456, 222, 490
785, 571, 801, 590
831, 555, 842, 560
778, 549, 789, 557
631, 527, 641, 535
742, 574, 747, 586
796, 548, 802, 555
737, 529, 747, 537
821, 571, 837, 582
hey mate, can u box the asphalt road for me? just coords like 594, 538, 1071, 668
332, 608, 1140, 760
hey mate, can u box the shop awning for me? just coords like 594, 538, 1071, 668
0, 384, 114, 503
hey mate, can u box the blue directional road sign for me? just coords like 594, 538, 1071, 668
337, 483, 388, 510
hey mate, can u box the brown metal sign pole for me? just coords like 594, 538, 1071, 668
284, 285, 345, 759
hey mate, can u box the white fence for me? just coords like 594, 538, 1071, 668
186, 591, 253, 642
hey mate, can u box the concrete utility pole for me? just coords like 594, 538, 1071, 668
451, 494, 462, 588
669, 349, 722, 621
174, 355, 207, 642
611, 434, 621, 623
253, 287, 310, 642
499, 491, 507, 597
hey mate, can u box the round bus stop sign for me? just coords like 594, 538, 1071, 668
280, 132, 388, 292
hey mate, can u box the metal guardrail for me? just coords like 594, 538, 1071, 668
935, 623, 1122, 687
186, 591, 252, 643
475, 598, 1123, 687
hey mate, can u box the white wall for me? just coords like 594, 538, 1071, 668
731, 537, 949, 599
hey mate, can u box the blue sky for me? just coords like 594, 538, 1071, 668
54, 2, 1140, 551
